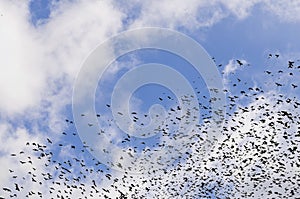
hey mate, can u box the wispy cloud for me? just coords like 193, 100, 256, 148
223, 59, 248, 76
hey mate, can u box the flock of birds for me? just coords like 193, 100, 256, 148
1, 54, 300, 198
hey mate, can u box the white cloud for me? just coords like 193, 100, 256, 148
219, 0, 261, 19
264, 0, 300, 23
41, 0, 124, 78
0, 0, 124, 117
223, 59, 248, 76
0, 1, 46, 116
127, 0, 228, 30
120, 0, 300, 32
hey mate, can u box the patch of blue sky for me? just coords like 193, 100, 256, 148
97, 49, 210, 114
202, 5, 300, 78
203, 5, 300, 61
55, 104, 111, 173
29, 0, 53, 26
194, 5, 300, 107
95, 49, 211, 151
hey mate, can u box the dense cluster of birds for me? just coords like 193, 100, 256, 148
1, 54, 299, 198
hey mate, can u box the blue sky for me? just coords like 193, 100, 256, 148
29, 0, 51, 25
0, 0, 300, 198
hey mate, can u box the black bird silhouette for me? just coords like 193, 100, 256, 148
236, 59, 243, 66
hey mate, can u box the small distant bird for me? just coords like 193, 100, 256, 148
15, 183, 20, 191
265, 70, 271, 74
47, 138, 52, 144
3, 187, 11, 192
291, 84, 298, 88
288, 61, 294, 68
236, 59, 243, 66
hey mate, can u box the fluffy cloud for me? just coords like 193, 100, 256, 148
223, 59, 248, 76
127, 0, 227, 29
0, 0, 124, 117
0, 1, 45, 116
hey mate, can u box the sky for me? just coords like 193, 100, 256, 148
0, 0, 299, 198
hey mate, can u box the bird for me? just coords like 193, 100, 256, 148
47, 138, 52, 144
14, 184, 20, 191
288, 61, 294, 68
291, 84, 298, 88
3, 187, 11, 192
236, 59, 243, 66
